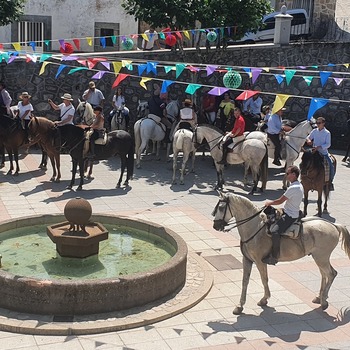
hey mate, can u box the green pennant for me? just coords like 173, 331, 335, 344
164, 66, 174, 74
176, 63, 186, 78
285, 70, 296, 85
68, 67, 88, 74
111, 36, 117, 45
185, 84, 202, 95
39, 54, 52, 63
159, 32, 165, 40
303, 76, 313, 86
44, 40, 50, 47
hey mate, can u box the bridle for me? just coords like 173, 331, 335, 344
192, 127, 223, 151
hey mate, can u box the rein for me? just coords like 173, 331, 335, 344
193, 127, 223, 151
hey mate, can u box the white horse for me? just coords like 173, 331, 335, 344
194, 125, 268, 194
134, 99, 179, 168
245, 119, 315, 189
212, 192, 350, 314
110, 107, 127, 131
172, 128, 196, 185
75, 101, 95, 126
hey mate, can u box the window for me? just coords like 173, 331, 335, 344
94, 22, 120, 51
261, 18, 276, 31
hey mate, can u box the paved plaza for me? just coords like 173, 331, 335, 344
1, 146, 350, 350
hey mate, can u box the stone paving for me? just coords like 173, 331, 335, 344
0, 147, 350, 349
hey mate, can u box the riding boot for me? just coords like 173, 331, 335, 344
262, 233, 280, 265
88, 140, 95, 159
217, 148, 228, 165
164, 128, 171, 143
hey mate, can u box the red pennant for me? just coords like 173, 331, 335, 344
77, 59, 87, 66
26, 55, 32, 63
112, 74, 130, 88
235, 90, 259, 101
0, 43, 3, 50
73, 39, 80, 50
175, 31, 182, 40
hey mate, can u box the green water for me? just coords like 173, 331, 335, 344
0, 224, 176, 280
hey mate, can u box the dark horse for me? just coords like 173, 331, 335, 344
0, 114, 27, 175
29, 116, 134, 190
300, 150, 336, 217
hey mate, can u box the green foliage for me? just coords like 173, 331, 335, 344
122, 0, 272, 38
0, 0, 26, 26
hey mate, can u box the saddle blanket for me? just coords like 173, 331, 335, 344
265, 222, 301, 240
147, 114, 162, 123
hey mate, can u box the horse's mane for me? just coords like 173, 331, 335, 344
197, 123, 224, 135
286, 119, 308, 135
228, 193, 260, 213
301, 151, 324, 172
31, 115, 55, 128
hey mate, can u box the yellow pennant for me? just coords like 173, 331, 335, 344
140, 78, 152, 90
112, 61, 122, 74
39, 62, 49, 76
343, 63, 349, 68
183, 30, 190, 40
263, 67, 270, 72
271, 94, 290, 115
86, 37, 93, 46
12, 42, 21, 51
122, 60, 132, 67
141, 33, 149, 42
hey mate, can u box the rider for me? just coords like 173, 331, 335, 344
262, 165, 303, 265
306, 116, 335, 191
267, 107, 286, 166
0, 82, 12, 116
217, 107, 246, 165
87, 105, 105, 160
49, 93, 75, 126
109, 87, 129, 131
16, 92, 34, 143
148, 85, 171, 142
177, 98, 197, 130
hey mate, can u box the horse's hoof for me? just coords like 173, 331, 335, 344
50, 177, 55, 182
14, 172, 19, 177
116, 183, 121, 188
321, 301, 329, 310
342, 157, 347, 162
66, 186, 73, 190
55, 179, 60, 183
180, 181, 184, 185
172, 181, 177, 185
6, 171, 12, 175
123, 181, 129, 187
312, 296, 321, 304
232, 306, 243, 315
77, 186, 82, 191
136, 164, 141, 169
257, 299, 268, 307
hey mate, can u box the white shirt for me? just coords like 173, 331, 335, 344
59, 103, 75, 125
284, 180, 303, 218
308, 127, 331, 156
17, 101, 34, 120
180, 107, 194, 120
142, 30, 159, 50
112, 95, 125, 109
245, 96, 263, 115
82, 88, 105, 106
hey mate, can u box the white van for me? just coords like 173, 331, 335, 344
231, 9, 310, 44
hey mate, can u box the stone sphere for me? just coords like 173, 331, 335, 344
223, 70, 242, 89
64, 197, 92, 225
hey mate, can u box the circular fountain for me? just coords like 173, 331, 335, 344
0, 198, 188, 316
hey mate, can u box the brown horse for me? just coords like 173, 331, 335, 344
300, 150, 336, 217
0, 115, 27, 175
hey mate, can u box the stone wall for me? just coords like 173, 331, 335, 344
1, 41, 350, 149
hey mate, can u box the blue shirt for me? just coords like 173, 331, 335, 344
267, 113, 282, 134
308, 127, 331, 155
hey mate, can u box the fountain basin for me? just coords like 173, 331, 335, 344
0, 214, 187, 316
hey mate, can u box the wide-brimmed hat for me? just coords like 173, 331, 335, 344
61, 93, 73, 101
184, 98, 193, 106
19, 92, 31, 99
89, 81, 96, 88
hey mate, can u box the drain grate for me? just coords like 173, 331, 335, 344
53, 315, 74, 322
204, 254, 243, 271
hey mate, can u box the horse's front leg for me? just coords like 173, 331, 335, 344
6, 150, 13, 175
152, 140, 157, 155
190, 151, 195, 173
116, 157, 126, 188
155, 141, 161, 161
255, 261, 271, 307
180, 153, 190, 185
172, 150, 178, 184
303, 191, 309, 217
67, 159, 78, 190
317, 190, 323, 217
48, 155, 57, 181
166, 143, 172, 162
13, 150, 20, 176
214, 165, 225, 190
342, 142, 350, 162
233, 256, 253, 315
77, 159, 85, 191
323, 186, 329, 214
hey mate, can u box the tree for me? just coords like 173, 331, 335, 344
122, 0, 272, 39
0, 0, 26, 26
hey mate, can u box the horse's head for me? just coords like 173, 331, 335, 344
212, 192, 232, 231
137, 100, 149, 119
300, 149, 324, 175
166, 100, 180, 121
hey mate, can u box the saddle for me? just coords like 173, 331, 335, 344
322, 154, 336, 183
266, 136, 287, 159
83, 129, 108, 157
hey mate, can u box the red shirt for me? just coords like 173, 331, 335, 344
231, 115, 245, 136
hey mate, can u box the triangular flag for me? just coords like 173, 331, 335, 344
185, 84, 202, 95
208, 87, 229, 96
176, 63, 186, 78
12, 42, 21, 51
77, 59, 87, 66
307, 98, 329, 120
68, 67, 88, 74
161, 80, 174, 93
319, 71, 332, 87
86, 37, 93, 46
8, 56, 16, 64
55, 65, 67, 79
343, 63, 349, 69
100, 37, 106, 48
91, 71, 107, 79
164, 66, 174, 74
271, 94, 290, 115
61, 55, 79, 61
0, 44, 3, 50
122, 60, 132, 67
206, 65, 217, 76
39, 62, 49, 75
58, 39, 65, 50
39, 54, 52, 63
159, 32, 165, 40
303, 76, 313, 86
183, 30, 190, 40
44, 40, 50, 47
187, 65, 199, 73
29, 41, 36, 51
274, 74, 285, 84
146, 61, 158, 75
73, 39, 80, 50
100, 62, 110, 70
111, 36, 117, 45
141, 33, 149, 41
285, 70, 296, 85
112, 74, 130, 88
251, 68, 262, 84
262, 67, 270, 72
138, 64, 147, 76
333, 77, 343, 86
112, 61, 122, 74
26, 54, 38, 63
87, 60, 95, 70
140, 77, 152, 90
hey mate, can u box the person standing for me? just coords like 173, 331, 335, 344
262, 165, 303, 265
142, 27, 161, 50
16, 92, 34, 142
217, 107, 246, 165
306, 116, 335, 190
0, 82, 12, 116
48, 93, 75, 126
82, 81, 105, 108
267, 107, 286, 166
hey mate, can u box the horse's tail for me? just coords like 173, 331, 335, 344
127, 140, 134, 179
175, 130, 183, 150
259, 144, 269, 190
334, 223, 350, 259
133, 120, 141, 151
